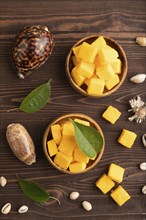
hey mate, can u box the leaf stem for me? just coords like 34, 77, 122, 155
7, 107, 19, 113
49, 196, 61, 205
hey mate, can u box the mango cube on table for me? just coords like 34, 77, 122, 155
95, 174, 115, 194
98, 47, 118, 65
96, 64, 115, 81
87, 78, 105, 95
69, 161, 86, 173
74, 146, 89, 163
110, 186, 131, 206
78, 42, 98, 63
108, 163, 125, 183
105, 74, 120, 90
77, 60, 95, 78
58, 136, 76, 156
111, 58, 122, 74
102, 105, 121, 124
91, 36, 107, 51
54, 151, 72, 170
51, 124, 62, 145
71, 66, 86, 87
118, 129, 137, 148
47, 139, 58, 157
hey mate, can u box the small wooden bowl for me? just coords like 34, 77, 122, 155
43, 113, 105, 174
66, 35, 128, 98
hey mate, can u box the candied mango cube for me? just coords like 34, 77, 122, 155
105, 74, 120, 90
108, 163, 125, 183
74, 118, 90, 126
62, 121, 75, 137
69, 162, 86, 173
91, 36, 107, 51
94, 55, 102, 68
74, 146, 89, 163
95, 174, 115, 194
58, 136, 76, 156
99, 48, 118, 65
111, 58, 122, 74
118, 129, 137, 148
102, 105, 121, 124
87, 78, 105, 95
77, 61, 95, 78
84, 74, 98, 86
71, 66, 86, 87
72, 56, 79, 66
72, 45, 81, 59
47, 139, 58, 157
78, 42, 98, 63
96, 64, 115, 81
110, 186, 131, 206
51, 124, 62, 145
54, 152, 72, 170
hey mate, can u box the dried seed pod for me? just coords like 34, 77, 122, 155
136, 37, 146, 47
130, 74, 146, 84
82, 201, 92, 211
0, 176, 7, 187
12, 25, 54, 79
69, 192, 79, 200
1, 203, 11, 214
6, 123, 36, 165
18, 205, 28, 213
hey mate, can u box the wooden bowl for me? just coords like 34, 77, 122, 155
66, 35, 128, 98
43, 113, 105, 174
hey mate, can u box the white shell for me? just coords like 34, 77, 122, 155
18, 205, 29, 213
1, 203, 11, 214
130, 74, 146, 84
82, 201, 92, 211
69, 192, 79, 200
140, 162, 146, 170
142, 185, 146, 194
0, 176, 7, 187
136, 37, 146, 46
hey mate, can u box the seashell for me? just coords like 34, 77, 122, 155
12, 25, 54, 79
130, 74, 146, 84
1, 203, 11, 214
6, 123, 36, 165
136, 37, 146, 47
18, 205, 28, 213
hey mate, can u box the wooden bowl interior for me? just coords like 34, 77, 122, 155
66, 35, 127, 98
43, 113, 105, 174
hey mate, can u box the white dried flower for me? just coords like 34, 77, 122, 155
128, 96, 146, 123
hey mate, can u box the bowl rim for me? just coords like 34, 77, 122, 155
43, 113, 105, 174
66, 35, 128, 98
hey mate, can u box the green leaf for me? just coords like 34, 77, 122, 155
72, 120, 103, 158
19, 79, 51, 113
17, 176, 60, 204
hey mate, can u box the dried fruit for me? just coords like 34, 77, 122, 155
1, 203, 11, 214
18, 205, 28, 213
82, 201, 92, 211
140, 162, 146, 171
6, 123, 36, 165
136, 37, 146, 47
12, 25, 54, 79
69, 192, 79, 200
0, 176, 7, 187
130, 74, 146, 84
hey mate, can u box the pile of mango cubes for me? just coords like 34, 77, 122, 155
71, 36, 122, 95
47, 119, 96, 173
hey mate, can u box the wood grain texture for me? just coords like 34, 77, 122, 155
0, 0, 146, 219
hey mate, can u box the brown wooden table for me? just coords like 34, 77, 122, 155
0, 0, 146, 219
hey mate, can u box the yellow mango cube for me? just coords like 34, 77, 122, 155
47, 139, 58, 157
94, 55, 102, 68
91, 36, 107, 51
102, 105, 121, 124
69, 162, 86, 173
62, 121, 75, 137
95, 174, 115, 194
71, 66, 86, 87
78, 42, 98, 63
105, 74, 120, 90
74, 118, 90, 126
111, 58, 122, 74
72, 45, 81, 60
87, 78, 105, 95
99, 48, 118, 65
118, 129, 137, 148
72, 56, 79, 66
58, 136, 76, 156
51, 124, 62, 145
74, 146, 89, 163
84, 74, 98, 86
77, 61, 95, 78
54, 152, 72, 170
96, 64, 115, 81
108, 163, 125, 183
110, 186, 131, 206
